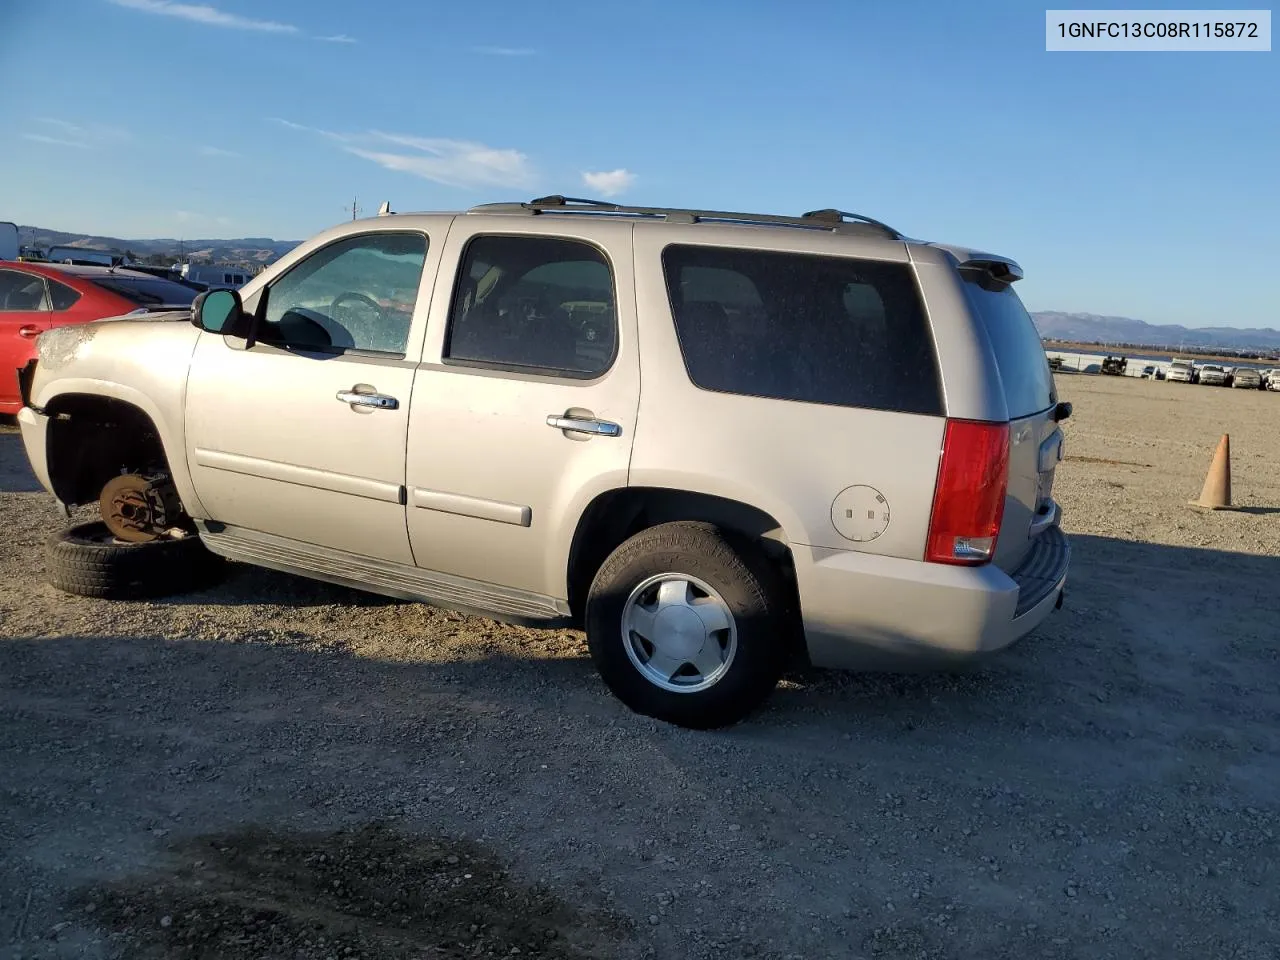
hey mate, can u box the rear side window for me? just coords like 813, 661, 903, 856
960, 277, 1056, 418
91, 276, 200, 306
661, 245, 943, 415
445, 235, 617, 378
48, 279, 81, 311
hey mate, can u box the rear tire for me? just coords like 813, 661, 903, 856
46, 521, 223, 600
585, 521, 791, 729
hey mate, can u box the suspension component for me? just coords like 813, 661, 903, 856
99, 472, 185, 542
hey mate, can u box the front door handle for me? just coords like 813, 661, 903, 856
546, 414, 621, 437
337, 388, 398, 410
18, 325, 41, 340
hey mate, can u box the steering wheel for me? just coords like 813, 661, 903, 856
331, 291, 384, 327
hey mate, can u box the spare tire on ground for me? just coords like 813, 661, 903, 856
46, 521, 224, 600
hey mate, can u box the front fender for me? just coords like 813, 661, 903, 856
31, 319, 207, 518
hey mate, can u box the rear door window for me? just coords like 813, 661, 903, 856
0, 270, 50, 311
960, 277, 1056, 418
661, 244, 943, 415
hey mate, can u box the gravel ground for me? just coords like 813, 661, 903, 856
2, 373, 1278, 960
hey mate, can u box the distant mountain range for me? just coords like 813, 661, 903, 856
1031, 311, 1279, 353
18, 226, 301, 267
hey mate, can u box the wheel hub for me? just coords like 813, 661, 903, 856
100, 473, 183, 543
621, 574, 738, 694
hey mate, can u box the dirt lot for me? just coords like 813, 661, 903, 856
2, 374, 1278, 960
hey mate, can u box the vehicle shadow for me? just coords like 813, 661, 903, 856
43, 532, 1280, 744
5, 536, 1279, 959
0, 432, 42, 494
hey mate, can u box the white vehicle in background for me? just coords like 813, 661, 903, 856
1268, 370, 1280, 392
1166, 358, 1196, 383
1198, 364, 1229, 386
0, 221, 18, 261
46, 245, 122, 267
180, 262, 253, 290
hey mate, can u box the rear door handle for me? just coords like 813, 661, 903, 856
337, 389, 398, 410
18, 325, 41, 339
546, 414, 621, 437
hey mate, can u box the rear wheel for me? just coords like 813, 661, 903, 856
585, 521, 791, 729
46, 521, 222, 600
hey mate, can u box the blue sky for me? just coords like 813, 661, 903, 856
0, 0, 1275, 326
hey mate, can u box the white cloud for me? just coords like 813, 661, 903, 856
37, 118, 130, 141
24, 119, 130, 150
273, 119, 536, 190
315, 33, 357, 43
582, 169, 636, 198
269, 117, 347, 140
347, 139, 536, 190
23, 133, 88, 149
198, 145, 241, 157
107, 0, 298, 33
471, 45, 536, 56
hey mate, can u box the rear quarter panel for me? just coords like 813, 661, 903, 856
629, 225, 946, 557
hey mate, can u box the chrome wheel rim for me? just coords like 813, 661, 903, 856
621, 573, 737, 693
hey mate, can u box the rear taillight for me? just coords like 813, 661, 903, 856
926, 419, 1010, 565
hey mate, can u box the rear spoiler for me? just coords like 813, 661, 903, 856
958, 256, 1024, 283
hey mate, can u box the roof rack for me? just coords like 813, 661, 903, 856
467, 195, 904, 240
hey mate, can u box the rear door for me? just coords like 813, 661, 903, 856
960, 277, 1062, 573
404, 218, 639, 600
0, 268, 52, 410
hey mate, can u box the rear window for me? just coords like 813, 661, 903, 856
961, 277, 1056, 418
661, 244, 943, 416
90, 276, 199, 306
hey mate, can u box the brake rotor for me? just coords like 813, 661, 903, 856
99, 473, 182, 543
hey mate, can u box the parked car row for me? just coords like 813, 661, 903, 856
1164, 358, 1279, 390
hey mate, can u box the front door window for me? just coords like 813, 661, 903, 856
259, 232, 428, 355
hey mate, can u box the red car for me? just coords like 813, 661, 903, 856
0, 261, 199, 414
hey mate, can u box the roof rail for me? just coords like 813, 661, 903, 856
466, 195, 904, 239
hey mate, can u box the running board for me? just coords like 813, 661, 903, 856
196, 522, 571, 627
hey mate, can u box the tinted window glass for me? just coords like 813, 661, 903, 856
260, 232, 427, 355
662, 245, 942, 415
961, 277, 1056, 418
445, 236, 616, 378
48, 279, 82, 311
0, 270, 49, 311
91, 276, 200, 306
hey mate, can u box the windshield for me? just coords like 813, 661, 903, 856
90, 275, 199, 306
960, 276, 1056, 418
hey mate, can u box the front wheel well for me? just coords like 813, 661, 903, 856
566, 487, 800, 626
43, 395, 171, 507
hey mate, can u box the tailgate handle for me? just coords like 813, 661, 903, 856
1029, 501, 1060, 537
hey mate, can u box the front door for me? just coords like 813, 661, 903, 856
185, 229, 438, 563
0, 269, 51, 410
405, 219, 639, 600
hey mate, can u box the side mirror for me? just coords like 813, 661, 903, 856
192, 288, 244, 335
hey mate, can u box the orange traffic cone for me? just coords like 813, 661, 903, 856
1189, 433, 1232, 510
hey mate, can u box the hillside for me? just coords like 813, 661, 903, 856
19, 226, 300, 266
1030, 311, 1280, 353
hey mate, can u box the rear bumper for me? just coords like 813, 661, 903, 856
16, 406, 54, 497
795, 526, 1070, 671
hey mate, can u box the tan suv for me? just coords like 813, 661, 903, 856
17, 195, 1070, 728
